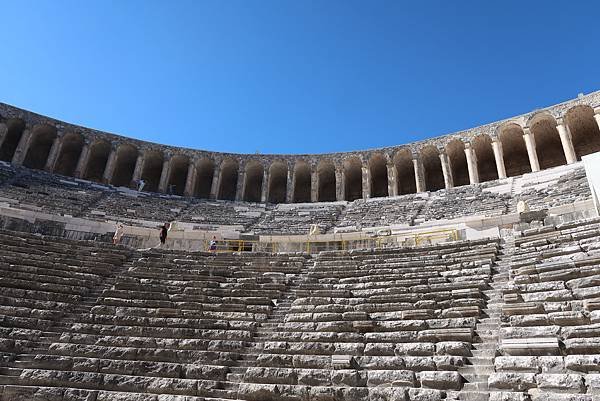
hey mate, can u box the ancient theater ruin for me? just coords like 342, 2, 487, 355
1, 92, 600, 400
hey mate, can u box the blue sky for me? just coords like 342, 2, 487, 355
0, 1, 598, 154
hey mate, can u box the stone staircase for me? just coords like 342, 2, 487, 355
227, 261, 311, 397
451, 233, 513, 401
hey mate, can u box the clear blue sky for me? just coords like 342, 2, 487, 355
0, 1, 598, 155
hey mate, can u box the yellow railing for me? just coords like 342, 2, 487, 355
204, 228, 459, 253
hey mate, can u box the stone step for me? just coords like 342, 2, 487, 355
461, 372, 489, 382
462, 380, 490, 391
0, 367, 21, 376
457, 390, 490, 400
460, 365, 495, 374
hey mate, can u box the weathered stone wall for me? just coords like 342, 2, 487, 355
1, 91, 600, 203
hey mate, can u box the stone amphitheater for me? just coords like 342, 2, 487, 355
1, 91, 600, 401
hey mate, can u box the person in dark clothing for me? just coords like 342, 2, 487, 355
159, 222, 171, 246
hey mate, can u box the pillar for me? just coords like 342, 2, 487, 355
387, 163, 397, 197
261, 169, 269, 203
74, 141, 91, 178
439, 151, 454, 189
310, 170, 318, 202
158, 157, 171, 193
11, 129, 32, 166
522, 128, 540, 172
491, 139, 507, 179
361, 165, 370, 199
286, 169, 293, 203
184, 162, 197, 197
209, 166, 221, 200
44, 133, 63, 172
0, 123, 7, 150
464, 144, 479, 184
556, 120, 577, 164
235, 167, 245, 201
335, 167, 344, 201
102, 147, 118, 184
131, 153, 145, 184
413, 158, 425, 193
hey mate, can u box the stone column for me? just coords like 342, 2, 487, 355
464, 143, 479, 184
209, 166, 221, 200
491, 139, 507, 179
235, 167, 246, 201
522, 128, 540, 172
310, 170, 318, 202
261, 169, 269, 203
439, 151, 454, 189
387, 163, 397, 197
361, 165, 370, 199
412, 158, 425, 193
11, 129, 32, 166
131, 153, 145, 184
335, 167, 344, 201
158, 157, 171, 193
184, 162, 197, 197
74, 141, 91, 178
286, 169, 293, 203
44, 133, 63, 172
556, 119, 577, 164
102, 147, 118, 184
0, 123, 7, 150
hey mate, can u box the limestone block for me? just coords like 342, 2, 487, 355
528, 390, 593, 401
404, 356, 436, 371
407, 388, 444, 401
367, 369, 416, 387
433, 356, 465, 370
368, 387, 408, 401
585, 374, 600, 394
564, 338, 600, 354
297, 368, 331, 386
535, 373, 585, 393
565, 355, 600, 372
521, 290, 573, 303
306, 386, 343, 401
245, 367, 297, 385
333, 342, 363, 355
330, 369, 364, 387
395, 342, 435, 356
358, 356, 406, 370
549, 311, 589, 326
417, 370, 461, 390
238, 383, 280, 401
495, 356, 564, 373
292, 355, 330, 369
364, 342, 395, 356
562, 323, 600, 339
256, 353, 294, 368
0, 385, 65, 401
63, 388, 98, 401
500, 326, 560, 339
435, 341, 471, 356
509, 314, 549, 327
567, 274, 600, 289
488, 392, 530, 401
488, 372, 537, 391
338, 387, 369, 401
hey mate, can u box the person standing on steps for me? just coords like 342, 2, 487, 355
113, 223, 124, 245
159, 222, 171, 247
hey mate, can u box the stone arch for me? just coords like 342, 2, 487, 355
167, 155, 189, 196
344, 157, 363, 201
393, 148, 416, 195
243, 161, 264, 202
268, 161, 288, 204
498, 123, 530, 177
0, 118, 26, 162
420, 145, 444, 191
54, 132, 84, 177
317, 160, 336, 202
529, 113, 566, 169
218, 159, 239, 200
194, 158, 215, 199
110, 144, 139, 187
565, 105, 600, 160
472, 134, 498, 182
83, 140, 111, 182
140, 150, 163, 193
293, 161, 311, 203
369, 153, 389, 198
445, 139, 469, 187
23, 124, 57, 170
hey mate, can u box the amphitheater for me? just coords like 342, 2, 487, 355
1, 91, 600, 401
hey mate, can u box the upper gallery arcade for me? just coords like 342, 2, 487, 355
1, 91, 600, 204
